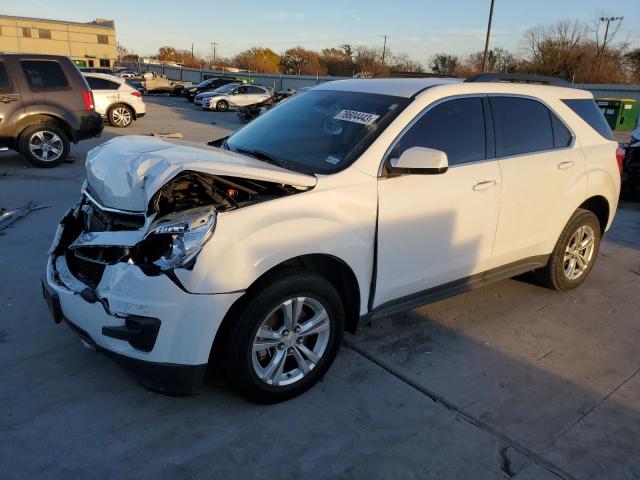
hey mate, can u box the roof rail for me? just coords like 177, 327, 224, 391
464, 73, 571, 87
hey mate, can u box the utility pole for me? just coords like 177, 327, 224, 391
481, 0, 496, 72
597, 16, 623, 75
381, 35, 389, 65
210, 42, 218, 69
191, 43, 194, 62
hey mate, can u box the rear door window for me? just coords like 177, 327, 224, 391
390, 97, 486, 166
21, 60, 68, 89
490, 97, 553, 157
551, 113, 573, 148
562, 98, 614, 141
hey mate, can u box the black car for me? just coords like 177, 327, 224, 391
621, 134, 640, 198
183, 77, 242, 102
0, 54, 103, 167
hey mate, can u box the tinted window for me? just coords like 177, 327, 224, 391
248, 86, 266, 94
21, 61, 68, 89
551, 113, 572, 148
390, 97, 486, 165
491, 97, 553, 156
86, 77, 118, 90
0, 62, 9, 89
562, 99, 614, 141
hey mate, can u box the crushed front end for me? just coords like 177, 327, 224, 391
43, 185, 242, 395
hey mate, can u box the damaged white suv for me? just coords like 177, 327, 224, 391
43, 74, 620, 403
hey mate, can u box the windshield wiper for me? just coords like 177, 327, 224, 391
235, 148, 288, 169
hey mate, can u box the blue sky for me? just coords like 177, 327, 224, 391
5, 0, 639, 65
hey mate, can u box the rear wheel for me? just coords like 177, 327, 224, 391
535, 208, 601, 291
18, 123, 69, 168
223, 271, 344, 403
216, 100, 229, 112
108, 105, 133, 128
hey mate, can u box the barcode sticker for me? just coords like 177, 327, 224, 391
334, 110, 380, 125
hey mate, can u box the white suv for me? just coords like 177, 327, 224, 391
84, 73, 146, 128
43, 75, 620, 403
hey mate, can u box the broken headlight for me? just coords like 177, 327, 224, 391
143, 206, 216, 269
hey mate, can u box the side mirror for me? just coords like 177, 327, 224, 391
389, 147, 448, 175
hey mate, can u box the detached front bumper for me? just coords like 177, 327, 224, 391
44, 252, 242, 395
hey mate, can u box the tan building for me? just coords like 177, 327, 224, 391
0, 15, 116, 68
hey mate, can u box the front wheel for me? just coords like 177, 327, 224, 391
216, 100, 229, 112
536, 208, 601, 291
223, 271, 344, 403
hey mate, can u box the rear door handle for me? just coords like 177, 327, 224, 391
473, 180, 498, 191
0, 96, 18, 103
558, 161, 575, 170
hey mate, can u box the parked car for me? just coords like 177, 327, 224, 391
620, 126, 640, 198
0, 53, 103, 167
193, 82, 241, 106
114, 70, 137, 79
43, 74, 620, 402
183, 77, 244, 102
125, 79, 145, 95
201, 84, 271, 111
79, 67, 113, 75
141, 72, 191, 95
84, 73, 146, 128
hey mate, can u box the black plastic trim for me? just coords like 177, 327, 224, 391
60, 317, 207, 395
363, 255, 549, 322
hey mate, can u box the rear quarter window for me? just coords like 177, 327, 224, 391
562, 99, 614, 141
0, 62, 10, 89
21, 60, 69, 89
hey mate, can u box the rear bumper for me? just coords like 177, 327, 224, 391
44, 253, 243, 394
66, 110, 104, 142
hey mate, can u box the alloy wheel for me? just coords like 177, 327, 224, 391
111, 107, 132, 126
563, 225, 596, 280
252, 296, 331, 387
28, 130, 64, 162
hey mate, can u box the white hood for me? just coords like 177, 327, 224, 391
85, 136, 316, 212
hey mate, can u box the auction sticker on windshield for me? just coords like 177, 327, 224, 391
334, 110, 380, 125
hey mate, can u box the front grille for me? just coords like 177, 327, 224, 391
65, 250, 106, 289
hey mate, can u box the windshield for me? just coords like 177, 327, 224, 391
226, 89, 410, 174
214, 83, 239, 94
196, 78, 216, 87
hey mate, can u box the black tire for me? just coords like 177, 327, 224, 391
108, 104, 133, 128
223, 270, 345, 403
18, 123, 69, 168
216, 100, 229, 112
535, 208, 601, 291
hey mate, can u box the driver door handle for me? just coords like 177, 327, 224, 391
473, 180, 498, 191
1, 96, 18, 103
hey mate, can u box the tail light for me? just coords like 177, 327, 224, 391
82, 89, 94, 111
616, 145, 625, 173
131, 91, 142, 97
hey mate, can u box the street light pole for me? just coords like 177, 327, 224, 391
481, 0, 496, 72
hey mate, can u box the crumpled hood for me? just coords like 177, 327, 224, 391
85, 136, 317, 212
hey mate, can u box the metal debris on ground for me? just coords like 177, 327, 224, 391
0, 202, 50, 232
147, 132, 183, 138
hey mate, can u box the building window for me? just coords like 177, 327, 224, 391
97, 34, 109, 45
22, 27, 32, 38
38, 28, 51, 39
99, 59, 110, 68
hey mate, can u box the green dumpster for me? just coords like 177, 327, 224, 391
595, 98, 639, 131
